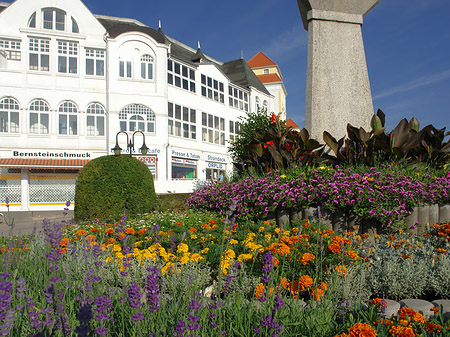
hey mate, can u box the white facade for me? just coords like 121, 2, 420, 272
0, 0, 275, 211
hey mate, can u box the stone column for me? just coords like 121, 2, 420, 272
297, 0, 379, 141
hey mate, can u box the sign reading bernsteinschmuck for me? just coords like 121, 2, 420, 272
12, 150, 94, 158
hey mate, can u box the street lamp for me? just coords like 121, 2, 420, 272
113, 131, 149, 157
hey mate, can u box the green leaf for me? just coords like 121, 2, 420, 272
323, 131, 338, 155
370, 115, 383, 132
409, 117, 420, 133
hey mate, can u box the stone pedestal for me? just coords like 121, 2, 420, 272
297, 0, 379, 141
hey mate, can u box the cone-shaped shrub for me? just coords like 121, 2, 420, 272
75, 155, 156, 221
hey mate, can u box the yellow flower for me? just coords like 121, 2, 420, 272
190, 253, 204, 263
229, 239, 238, 245
280, 174, 287, 178
274, 228, 281, 235
161, 262, 175, 275
177, 243, 189, 254
264, 233, 272, 242
179, 254, 190, 265
105, 257, 112, 263
200, 248, 209, 254
191, 234, 198, 240
319, 166, 325, 170
237, 253, 253, 262
113, 245, 122, 252
259, 226, 265, 232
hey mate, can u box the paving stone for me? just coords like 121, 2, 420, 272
432, 299, 450, 321
400, 299, 434, 319
382, 299, 400, 319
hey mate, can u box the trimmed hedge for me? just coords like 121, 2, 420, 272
74, 155, 156, 221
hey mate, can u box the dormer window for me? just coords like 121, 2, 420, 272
28, 12, 36, 28
43, 9, 65, 31
263, 69, 269, 74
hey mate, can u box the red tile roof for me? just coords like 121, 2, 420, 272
247, 52, 277, 68
286, 118, 300, 129
257, 73, 282, 83
0, 158, 90, 169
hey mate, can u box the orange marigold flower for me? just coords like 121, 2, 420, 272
279, 277, 289, 290
117, 232, 126, 240
299, 252, 315, 266
298, 275, 313, 290
90, 228, 98, 232
254, 283, 265, 299
175, 221, 183, 227
60, 238, 71, 247
430, 307, 439, 314
424, 322, 442, 334
125, 228, 135, 235
335, 265, 348, 277
345, 250, 359, 261
189, 227, 196, 233
85, 235, 96, 243
389, 325, 415, 337
436, 248, 447, 254
60, 247, 67, 254
369, 298, 387, 308
329, 242, 343, 254
138, 229, 146, 236
272, 256, 279, 267
347, 323, 377, 337
104, 228, 114, 234
105, 237, 115, 245
208, 219, 217, 225
75, 230, 87, 236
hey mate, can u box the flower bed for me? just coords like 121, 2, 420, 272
1, 209, 450, 336
187, 165, 450, 230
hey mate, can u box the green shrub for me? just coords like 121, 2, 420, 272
74, 154, 156, 221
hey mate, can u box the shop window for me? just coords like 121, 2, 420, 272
172, 158, 197, 180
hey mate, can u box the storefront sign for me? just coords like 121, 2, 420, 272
172, 149, 200, 160
172, 158, 197, 166
109, 148, 161, 155
12, 150, 93, 158
206, 154, 226, 163
207, 162, 224, 169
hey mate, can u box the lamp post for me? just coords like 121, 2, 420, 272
113, 130, 149, 157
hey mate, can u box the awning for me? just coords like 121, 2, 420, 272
0, 158, 90, 169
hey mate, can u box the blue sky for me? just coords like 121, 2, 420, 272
84, 1, 448, 133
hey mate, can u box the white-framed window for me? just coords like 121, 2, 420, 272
255, 97, 260, 112
172, 158, 197, 180
202, 112, 225, 145
119, 104, 155, 133
168, 102, 196, 139
201, 75, 224, 103
28, 12, 36, 28
263, 100, 268, 113
29, 99, 49, 134
0, 40, 21, 61
0, 97, 20, 133
43, 9, 65, 31
263, 69, 270, 74
167, 60, 195, 92
140, 55, 153, 80
29, 38, 50, 71
58, 101, 78, 135
85, 49, 104, 76
229, 120, 240, 143
86, 103, 105, 136
58, 41, 78, 74
228, 86, 249, 112
119, 59, 132, 78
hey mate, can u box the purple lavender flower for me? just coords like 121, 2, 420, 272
174, 319, 185, 337
146, 266, 161, 312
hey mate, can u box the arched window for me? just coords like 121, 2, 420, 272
119, 104, 155, 133
263, 100, 268, 114
0, 97, 20, 133
58, 101, 78, 135
43, 9, 65, 31
86, 103, 105, 136
28, 12, 36, 28
71, 17, 79, 33
255, 97, 260, 112
29, 99, 49, 134
140, 55, 153, 80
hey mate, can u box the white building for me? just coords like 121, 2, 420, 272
0, 0, 282, 211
